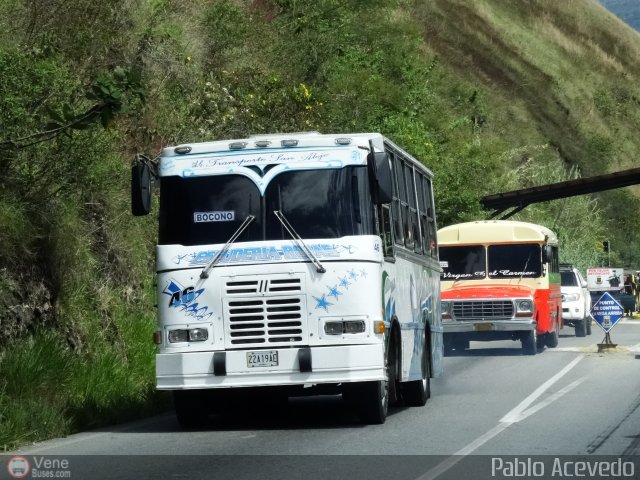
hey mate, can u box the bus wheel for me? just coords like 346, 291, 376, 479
402, 345, 430, 407
575, 318, 587, 337
586, 317, 592, 335
387, 333, 399, 406
355, 379, 388, 425
354, 341, 393, 424
546, 319, 560, 348
174, 390, 208, 429
521, 330, 537, 355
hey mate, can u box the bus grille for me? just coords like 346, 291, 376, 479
225, 277, 302, 295
452, 300, 514, 320
224, 296, 305, 347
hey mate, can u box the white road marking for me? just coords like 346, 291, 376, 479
417, 355, 585, 480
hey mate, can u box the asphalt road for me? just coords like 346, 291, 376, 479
4, 319, 640, 480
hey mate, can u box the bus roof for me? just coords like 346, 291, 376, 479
438, 220, 558, 246
162, 132, 385, 157
159, 132, 433, 179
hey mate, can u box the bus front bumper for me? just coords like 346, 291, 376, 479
443, 319, 535, 334
156, 343, 385, 390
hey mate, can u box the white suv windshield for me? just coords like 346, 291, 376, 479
561, 271, 579, 286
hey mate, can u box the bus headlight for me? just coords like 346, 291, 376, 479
168, 329, 189, 343
515, 299, 533, 316
324, 321, 343, 335
441, 300, 453, 320
168, 328, 209, 343
188, 328, 209, 342
343, 320, 365, 334
323, 320, 366, 335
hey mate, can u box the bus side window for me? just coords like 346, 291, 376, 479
410, 169, 422, 254
423, 177, 437, 257
400, 160, 415, 251
379, 204, 395, 258
391, 153, 405, 246
551, 246, 559, 273
416, 171, 429, 255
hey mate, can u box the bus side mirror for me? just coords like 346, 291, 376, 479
370, 152, 393, 205
131, 157, 153, 216
541, 244, 553, 263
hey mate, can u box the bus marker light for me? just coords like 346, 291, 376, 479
373, 321, 385, 334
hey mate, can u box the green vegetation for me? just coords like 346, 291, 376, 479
1, 0, 639, 450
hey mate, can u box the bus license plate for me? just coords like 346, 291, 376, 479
475, 323, 493, 331
247, 350, 279, 368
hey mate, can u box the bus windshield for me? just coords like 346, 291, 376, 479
158, 166, 375, 246
439, 245, 486, 280
487, 244, 542, 279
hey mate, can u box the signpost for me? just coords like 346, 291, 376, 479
591, 292, 624, 352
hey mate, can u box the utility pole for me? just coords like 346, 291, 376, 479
603, 240, 610, 267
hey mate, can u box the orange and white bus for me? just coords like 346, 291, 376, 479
438, 220, 561, 355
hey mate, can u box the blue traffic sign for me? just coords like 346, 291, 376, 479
591, 292, 624, 333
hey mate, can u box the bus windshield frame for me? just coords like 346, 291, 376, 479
158, 166, 376, 246
439, 243, 543, 280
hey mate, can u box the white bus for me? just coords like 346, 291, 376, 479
132, 132, 443, 426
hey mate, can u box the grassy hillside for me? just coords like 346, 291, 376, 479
0, 0, 639, 449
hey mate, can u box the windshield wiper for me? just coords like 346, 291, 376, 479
518, 253, 532, 283
199, 215, 255, 280
273, 210, 326, 273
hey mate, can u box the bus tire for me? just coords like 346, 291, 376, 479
586, 317, 592, 335
174, 390, 208, 429
353, 336, 394, 424
575, 318, 587, 337
402, 347, 430, 407
521, 330, 537, 355
546, 320, 559, 348
387, 331, 399, 406
356, 380, 388, 425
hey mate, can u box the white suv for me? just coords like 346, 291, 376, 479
560, 264, 592, 337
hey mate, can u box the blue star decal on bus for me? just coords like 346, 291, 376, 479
327, 285, 342, 300
313, 294, 333, 312
359, 269, 368, 278
339, 276, 350, 289
348, 269, 359, 280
